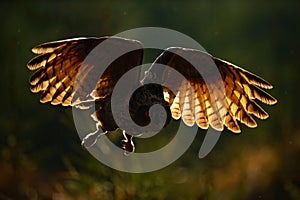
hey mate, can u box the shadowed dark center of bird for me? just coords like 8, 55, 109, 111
118, 83, 177, 152
129, 83, 172, 129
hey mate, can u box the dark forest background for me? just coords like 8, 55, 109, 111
1, 0, 299, 199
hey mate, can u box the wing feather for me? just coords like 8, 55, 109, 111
195, 83, 209, 129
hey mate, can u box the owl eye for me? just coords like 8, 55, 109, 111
138, 106, 149, 118
144, 110, 149, 117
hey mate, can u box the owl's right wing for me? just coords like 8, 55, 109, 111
27, 37, 143, 107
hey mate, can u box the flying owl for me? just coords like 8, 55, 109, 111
27, 36, 277, 153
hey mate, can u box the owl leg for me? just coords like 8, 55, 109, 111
81, 123, 107, 148
121, 130, 135, 155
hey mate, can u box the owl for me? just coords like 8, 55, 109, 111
27, 36, 277, 153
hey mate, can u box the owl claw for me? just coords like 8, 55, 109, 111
81, 129, 106, 148
121, 131, 135, 155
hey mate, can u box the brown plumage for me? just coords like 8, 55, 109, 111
27, 36, 277, 153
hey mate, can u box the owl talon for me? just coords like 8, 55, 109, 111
121, 131, 135, 155
81, 129, 106, 148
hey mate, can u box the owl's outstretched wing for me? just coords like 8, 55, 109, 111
27, 37, 143, 107
147, 47, 277, 133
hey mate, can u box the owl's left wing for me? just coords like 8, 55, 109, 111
145, 47, 277, 133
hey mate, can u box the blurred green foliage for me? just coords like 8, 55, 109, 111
1, 0, 300, 199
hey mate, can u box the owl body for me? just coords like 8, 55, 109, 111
27, 36, 277, 153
